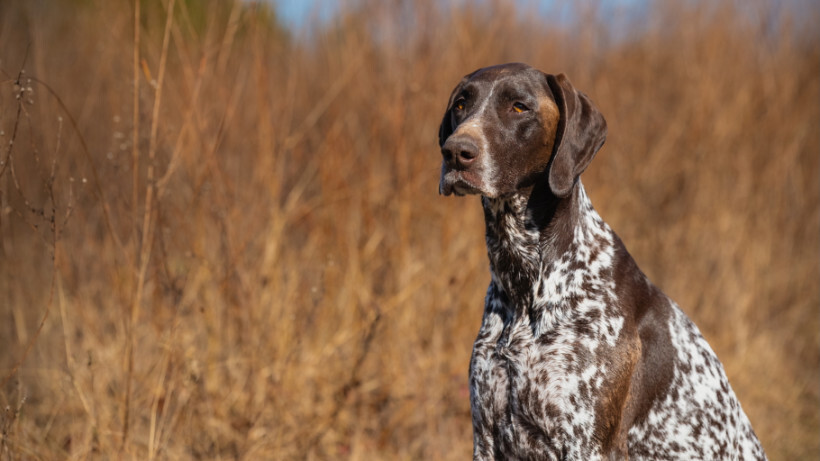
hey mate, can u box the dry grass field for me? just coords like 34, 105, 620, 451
0, 0, 817, 459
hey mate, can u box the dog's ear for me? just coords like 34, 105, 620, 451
438, 80, 467, 147
545, 73, 607, 198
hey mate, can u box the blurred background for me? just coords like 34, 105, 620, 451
0, 0, 817, 459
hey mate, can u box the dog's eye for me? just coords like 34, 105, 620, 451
512, 102, 529, 113
454, 99, 466, 111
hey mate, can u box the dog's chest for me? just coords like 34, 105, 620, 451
469, 274, 625, 458
469, 306, 585, 423
470, 190, 629, 457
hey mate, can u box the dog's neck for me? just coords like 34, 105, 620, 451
482, 180, 614, 324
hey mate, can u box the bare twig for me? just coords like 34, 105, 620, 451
27, 75, 128, 264
0, 53, 59, 392
0, 68, 25, 181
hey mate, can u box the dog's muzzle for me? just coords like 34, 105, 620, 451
439, 135, 489, 196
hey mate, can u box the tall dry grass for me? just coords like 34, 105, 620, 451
0, 0, 817, 459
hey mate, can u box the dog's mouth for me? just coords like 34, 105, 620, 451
439, 171, 483, 196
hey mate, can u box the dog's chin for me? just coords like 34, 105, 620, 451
439, 176, 484, 197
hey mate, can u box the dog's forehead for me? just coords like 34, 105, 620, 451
460, 63, 549, 100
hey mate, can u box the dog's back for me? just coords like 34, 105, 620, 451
628, 302, 765, 459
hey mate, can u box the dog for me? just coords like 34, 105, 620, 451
438, 63, 766, 460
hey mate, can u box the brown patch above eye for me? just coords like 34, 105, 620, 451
539, 96, 561, 151
539, 97, 560, 127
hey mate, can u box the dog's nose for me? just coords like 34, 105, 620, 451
441, 137, 479, 169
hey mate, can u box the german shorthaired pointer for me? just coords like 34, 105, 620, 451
438, 63, 766, 460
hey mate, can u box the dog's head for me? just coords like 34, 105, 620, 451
438, 62, 607, 198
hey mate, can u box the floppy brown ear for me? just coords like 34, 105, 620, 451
546, 73, 607, 198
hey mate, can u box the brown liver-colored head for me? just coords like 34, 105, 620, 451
438, 63, 607, 198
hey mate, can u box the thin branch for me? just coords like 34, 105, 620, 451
27, 75, 129, 265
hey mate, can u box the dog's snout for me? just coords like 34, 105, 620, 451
442, 137, 479, 169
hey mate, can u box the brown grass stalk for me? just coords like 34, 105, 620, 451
122, 0, 176, 455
